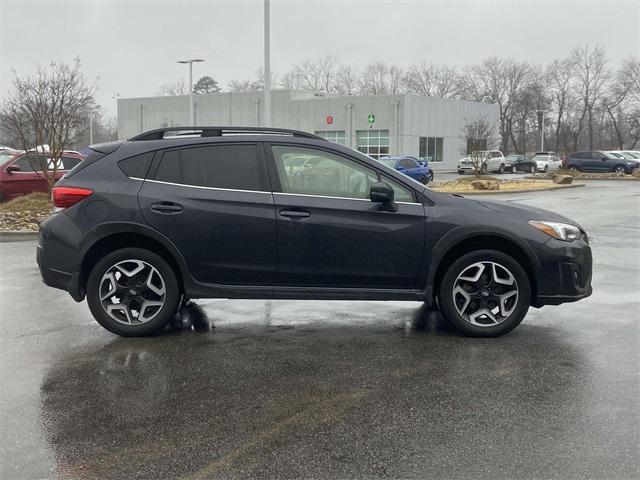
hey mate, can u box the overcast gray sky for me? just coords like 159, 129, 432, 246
1, 0, 639, 116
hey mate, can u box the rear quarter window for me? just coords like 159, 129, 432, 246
118, 152, 155, 178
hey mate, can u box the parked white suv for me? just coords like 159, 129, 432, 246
457, 150, 506, 174
533, 152, 562, 172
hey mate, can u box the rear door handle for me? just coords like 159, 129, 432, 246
151, 202, 183, 214
280, 209, 310, 219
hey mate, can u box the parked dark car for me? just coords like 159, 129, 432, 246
504, 154, 536, 173
566, 151, 640, 174
37, 126, 592, 338
377, 155, 434, 184
0, 149, 84, 202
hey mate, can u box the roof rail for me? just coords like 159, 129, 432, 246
129, 126, 325, 141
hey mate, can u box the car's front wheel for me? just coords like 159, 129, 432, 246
530, 165, 536, 173
438, 250, 531, 337
86, 248, 180, 336
511, 166, 517, 174
614, 165, 627, 174
419, 175, 429, 185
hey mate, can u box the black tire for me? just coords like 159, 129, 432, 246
568, 165, 579, 172
543, 165, 549, 173
457, 170, 465, 175
419, 175, 429, 185
428, 171, 434, 182
438, 249, 531, 338
481, 164, 488, 175
498, 164, 505, 174
86, 247, 180, 337
530, 165, 535, 174
614, 165, 627, 174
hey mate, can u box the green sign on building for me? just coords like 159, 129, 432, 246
367, 114, 375, 124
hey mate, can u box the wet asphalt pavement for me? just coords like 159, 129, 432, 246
1, 181, 639, 480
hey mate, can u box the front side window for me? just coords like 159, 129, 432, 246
272, 145, 378, 200
380, 176, 414, 203
398, 159, 416, 169
154, 144, 266, 191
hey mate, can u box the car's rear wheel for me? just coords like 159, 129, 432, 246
86, 248, 180, 336
614, 165, 627, 174
544, 165, 549, 173
511, 166, 517, 174
530, 165, 535, 173
498, 164, 505, 174
438, 250, 531, 337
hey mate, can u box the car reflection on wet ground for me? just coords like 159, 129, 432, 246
1, 181, 638, 479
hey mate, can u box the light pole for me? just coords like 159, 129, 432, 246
177, 58, 204, 125
537, 109, 546, 151
263, 0, 271, 127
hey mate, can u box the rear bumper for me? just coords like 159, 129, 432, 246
533, 238, 593, 307
36, 230, 84, 302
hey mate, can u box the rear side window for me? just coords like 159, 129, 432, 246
62, 156, 82, 170
153, 144, 266, 191
119, 152, 154, 178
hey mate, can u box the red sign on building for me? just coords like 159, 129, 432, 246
326, 115, 334, 125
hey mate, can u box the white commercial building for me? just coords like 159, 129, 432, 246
117, 90, 498, 171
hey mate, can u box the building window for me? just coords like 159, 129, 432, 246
356, 130, 389, 159
419, 137, 444, 163
316, 130, 346, 145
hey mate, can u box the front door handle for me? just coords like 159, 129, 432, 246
151, 202, 183, 214
280, 209, 310, 219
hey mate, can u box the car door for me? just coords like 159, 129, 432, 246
590, 152, 609, 171
397, 158, 419, 180
138, 142, 277, 286
3, 154, 48, 198
268, 143, 426, 289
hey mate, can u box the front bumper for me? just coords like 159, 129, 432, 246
533, 237, 593, 307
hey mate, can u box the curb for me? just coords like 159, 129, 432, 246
432, 183, 586, 195
524, 175, 640, 181
0, 231, 39, 242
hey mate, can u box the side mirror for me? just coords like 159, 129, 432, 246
396, 166, 404, 170
370, 182, 397, 212
5, 165, 20, 173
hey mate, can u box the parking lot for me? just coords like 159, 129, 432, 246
0, 180, 638, 480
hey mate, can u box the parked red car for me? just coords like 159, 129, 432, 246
0, 149, 84, 202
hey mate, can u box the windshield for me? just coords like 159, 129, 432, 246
376, 158, 396, 168
0, 153, 15, 165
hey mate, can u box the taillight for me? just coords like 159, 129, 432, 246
51, 186, 93, 209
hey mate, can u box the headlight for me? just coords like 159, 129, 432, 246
529, 220, 581, 241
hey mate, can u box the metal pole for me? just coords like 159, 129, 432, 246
89, 113, 94, 144
189, 62, 194, 125
541, 113, 545, 151
263, 0, 271, 127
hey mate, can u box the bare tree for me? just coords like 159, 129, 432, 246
458, 57, 530, 153
359, 62, 390, 95
570, 45, 610, 150
602, 58, 640, 149
228, 69, 268, 92
335, 65, 359, 95
460, 116, 497, 177
546, 58, 576, 153
388, 65, 405, 94
405, 62, 458, 97
157, 78, 187, 96
0, 59, 96, 190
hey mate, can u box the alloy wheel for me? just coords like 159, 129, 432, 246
452, 261, 519, 327
615, 166, 626, 174
99, 259, 166, 325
